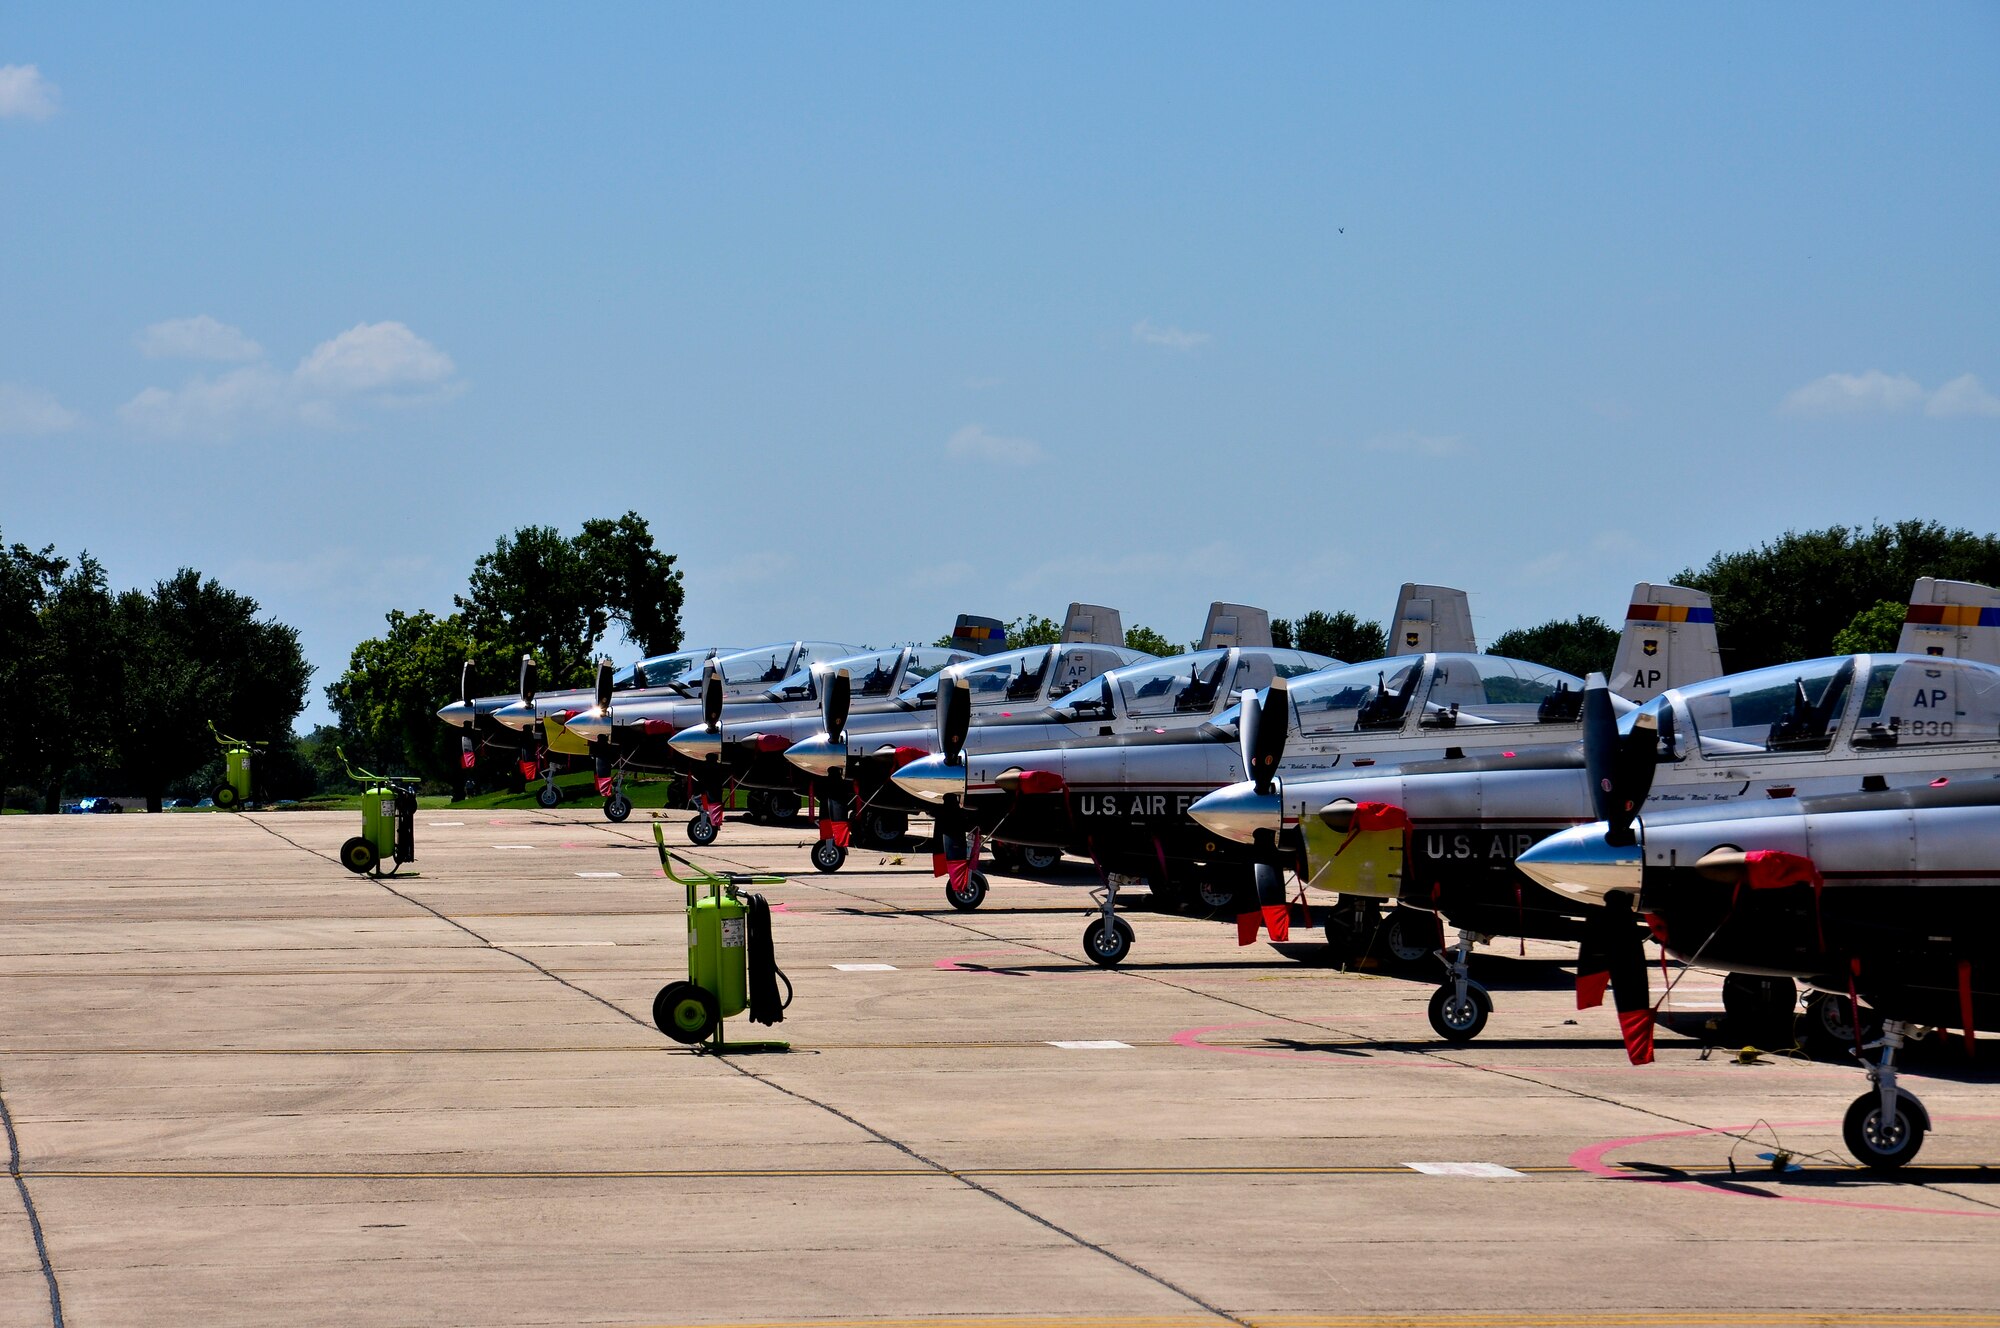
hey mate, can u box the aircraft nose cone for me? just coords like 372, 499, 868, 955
890, 754, 965, 804
669, 726, 723, 762
785, 735, 846, 777
1188, 782, 1280, 843
437, 701, 476, 728
492, 699, 540, 731
1515, 825, 1641, 905
562, 709, 612, 741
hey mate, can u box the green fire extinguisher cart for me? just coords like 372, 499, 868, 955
651, 822, 792, 1052
336, 748, 419, 877
209, 722, 267, 810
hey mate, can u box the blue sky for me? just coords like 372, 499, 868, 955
4, 5, 1996, 727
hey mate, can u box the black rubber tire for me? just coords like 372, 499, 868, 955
945, 870, 988, 911
1844, 1088, 1926, 1171
811, 839, 847, 873
686, 813, 720, 846
765, 792, 801, 823
536, 783, 561, 809
340, 836, 378, 876
1383, 908, 1437, 968
1083, 916, 1135, 967
1195, 874, 1242, 915
1018, 845, 1062, 873
1801, 991, 1879, 1060
654, 980, 720, 1045
861, 809, 907, 848
213, 784, 239, 810
1428, 982, 1492, 1042
604, 796, 632, 823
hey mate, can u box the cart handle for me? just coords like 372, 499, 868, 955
336, 746, 417, 789
208, 719, 269, 750
650, 822, 785, 886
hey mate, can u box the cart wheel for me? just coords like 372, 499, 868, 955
653, 981, 719, 1044
213, 784, 239, 810
1428, 982, 1491, 1042
604, 795, 632, 823
536, 784, 562, 809
1083, 916, 1134, 967
1018, 845, 1062, 873
686, 813, 720, 846
340, 836, 378, 876
811, 839, 847, 873
945, 870, 988, 911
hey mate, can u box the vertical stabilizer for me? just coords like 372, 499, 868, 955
1389, 584, 1475, 655
950, 614, 1010, 657
1608, 584, 1722, 702
1062, 603, 1125, 646
1897, 578, 2000, 664
1199, 603, 1273, 649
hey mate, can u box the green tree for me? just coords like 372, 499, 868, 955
329, 609, 509, 788
1008, 613, 1063, 647
578, 512, 685, 656
1676, 520, 2000, 672
1832, 599, 1906, 655
1489, 615, 1620, 678
108, 569, 313, 812
1122, 624, 1181, 657
0, 538, 128, 812
1272, 610, 1387, 662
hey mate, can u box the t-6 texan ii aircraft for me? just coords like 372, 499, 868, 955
1192, 577, 2000, 1047
1516, 676, 2000, 1171
890, 583, 1717, 964
436, 647, 737, 798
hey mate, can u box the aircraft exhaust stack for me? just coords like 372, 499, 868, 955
1389, 585, 1475, 655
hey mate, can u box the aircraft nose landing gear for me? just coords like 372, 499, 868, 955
1427, 928, 1492, 1042
1843, 1018, 1931, 1171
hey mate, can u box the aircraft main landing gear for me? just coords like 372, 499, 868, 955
1427, 928, 1491, 1042
1844, 1018, 1931, 1171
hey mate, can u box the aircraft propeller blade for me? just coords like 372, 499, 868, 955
1582, 674, 1657, 847
1237, 861, 1292, 945
939, 675, 971, 764
594, 658, 615, 713
460, 661, 473, 708
702, 660, 724, 731
519, 654, 539, 706
1240, 678, 1291, 796
823, 668, 851, 743
1575, 891, 1654, 1064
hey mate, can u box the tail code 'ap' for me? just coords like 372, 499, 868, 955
1608, 583, 1721, 704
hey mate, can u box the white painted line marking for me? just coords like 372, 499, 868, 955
831, 963, 897, 971
575, 872, 623, 878
492, 844, 536, 850
1402, 1162, 1525, 1178
505, 941, 617, 948
428, 821, 464, 827
1048, 1040, 1133, 1050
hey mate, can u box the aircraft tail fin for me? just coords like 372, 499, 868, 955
1062, 603, 1124, 646
1607, 583, 1721, 703
950, 613, 1010, 657
1388, 584, 1475, 655
1198, 603, 1273, 649
1897, 578, 2000, 664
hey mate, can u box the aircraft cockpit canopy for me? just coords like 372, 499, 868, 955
1287, 657, 1426, 736
615, 648, 736, 692
901, 643, 1148, 709
770, 646, 971, 703
1058, 648, 1334, 722
715, 641, 853, 689
1652, 654, 2000, 759
1419, 655, 1586, 728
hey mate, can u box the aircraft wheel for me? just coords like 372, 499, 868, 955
765, 792, 801, 823
811, 839, 847, 873
536, 784, 562, 809
945, 870, 988, 912
1383, 908, 1436, 969
1083, 916, 1134, 967
654, 980, 719, 1045
989, 844, 1021, 874
686, 813, 720, 847
340, 836, 378, 876
861, 809, 907, 848
1801, 991, 1879, 1059
1844, 1089, 1927, 1171
744, 790, 771, 823
1195, 874, 1242, 915
604, 795, 632, 823
1428, 982, 1492, 1042
1017, 845, 1062, 873
213, 784, 239, 810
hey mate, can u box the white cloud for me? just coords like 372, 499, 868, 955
295, 321, 455, 393
0, 383, 80, 435
119, 319, 460, 439
0, 65, 57, 121
1781, 370, 1927, 416
946, 424, 1043, 466
1359, 431, 1465, 457
1926, 373, 2000, 419
1132, 319, 1212, 352
138, 315, 264, 362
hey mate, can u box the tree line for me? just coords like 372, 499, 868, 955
9, 518, 1999, 810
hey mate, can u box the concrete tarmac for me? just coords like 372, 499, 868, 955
3, 809, 1999, 1327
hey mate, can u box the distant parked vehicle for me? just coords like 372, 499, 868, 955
80, 797, 124, 814
60, 802, 84, 814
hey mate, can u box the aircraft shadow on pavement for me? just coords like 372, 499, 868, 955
1621, 1159, 2000, 1195
947, 958, 1307, 975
